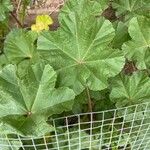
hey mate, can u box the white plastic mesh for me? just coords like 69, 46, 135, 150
2, 0, 150, 149
0, 102, 150, 150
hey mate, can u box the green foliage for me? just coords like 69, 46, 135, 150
0, 63, 75, 136
112, 0, 150, 21
112, 22, 130, 48
0, 0, 13, 22
110, 71, 150, 107
4, 29, 38, 63
122, 17, 150, 69
0, 54, 8, 69
0, 0, 150, 149
37, 2, 125, 94
60, 0, 103, 18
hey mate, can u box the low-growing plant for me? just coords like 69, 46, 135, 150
0, 0, 150, 149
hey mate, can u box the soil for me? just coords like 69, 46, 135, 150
123, 61, 138, 75
10, 0, 118, 30
102, 6, 117, 22
10, 0, 64, 29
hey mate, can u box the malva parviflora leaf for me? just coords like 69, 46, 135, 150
110, 71, 150, 126
110, 71, 150, 108
4, 29, 38, 64
60, 0, 102, 20
122, 17, 150, 69
0, 0, 13, 21
37, 0, 125, 94
112, 0, 150, 21
0, 63, 75, 136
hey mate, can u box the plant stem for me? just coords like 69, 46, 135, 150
10, 12, 23, 28
85, 87, 92, 112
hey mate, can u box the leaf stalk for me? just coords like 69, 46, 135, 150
85, 87, 92, 112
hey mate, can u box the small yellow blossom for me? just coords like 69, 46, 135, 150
31, 22, 48, 32
36, 15, 53, 26
31, 15, 53, 32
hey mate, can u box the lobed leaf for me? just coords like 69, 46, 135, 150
37, 0, 125, 94
0, 63, 75, 136
4, 29, 38, 64
122, 17, 150, 69
110, 71, 150, 108
0, 0, 13, 22
112, 0, 150, 21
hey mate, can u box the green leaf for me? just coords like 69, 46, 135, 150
0, 0, 13, 21
112, 22, 130, 49
72, 91, 88, 114
60, 0, 104, 19
110, 72, 150, 138
91, 90, 115, 111
0, 63, 75, 136
4, 29, 38, 64
122, 17, 150, 69
112, 0, 150, 21
37, 0, 125, 94
0, 54, 8, 69
96, 0, 110, 10
110, 71, 150, 108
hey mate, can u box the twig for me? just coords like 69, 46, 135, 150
10, 12, 23, 28
16, 0, 22, 26
16, 0, 22, 15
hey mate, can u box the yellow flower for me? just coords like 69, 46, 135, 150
31, 15, 53, 32
36, 15, 53, 26
31, 22, 48, 32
